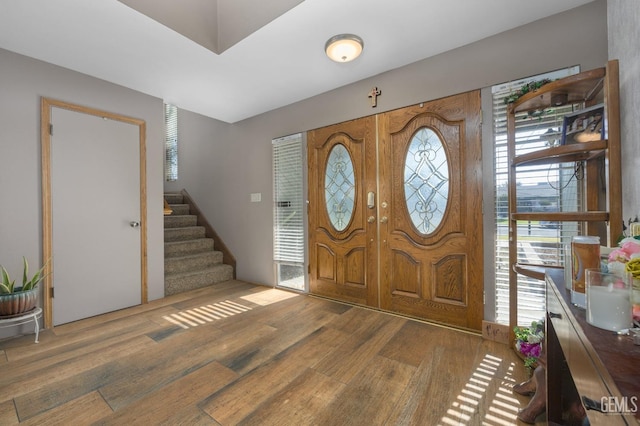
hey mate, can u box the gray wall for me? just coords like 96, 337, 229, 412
0, 49, 165, 338
166, 0, 609, 314
3, 0, 628, 338
609, 0, 640, 224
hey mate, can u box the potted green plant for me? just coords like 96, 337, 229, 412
514, 319, 544, 376
0, 257, 48, 317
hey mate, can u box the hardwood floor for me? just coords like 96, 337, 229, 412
0, 280, 543, 425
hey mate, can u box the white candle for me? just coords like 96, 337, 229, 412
587, 285, 633, 331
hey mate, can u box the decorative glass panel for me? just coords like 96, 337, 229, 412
164, 104, 178, 181
404, 128, 449, 234
325, 144, 355, 231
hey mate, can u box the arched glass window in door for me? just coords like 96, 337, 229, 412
404, 127, 449, 234
325, 144, 355, 231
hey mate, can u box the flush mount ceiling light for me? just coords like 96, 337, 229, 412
325, 34, 364, 63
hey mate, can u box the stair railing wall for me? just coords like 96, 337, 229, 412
179, 189, 237, 279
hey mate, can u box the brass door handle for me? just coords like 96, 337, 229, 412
367, 216, 375, 223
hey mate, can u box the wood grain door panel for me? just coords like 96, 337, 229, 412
379, 92, 483, 330
308, 91, 483, 331
308, 117, 378, 306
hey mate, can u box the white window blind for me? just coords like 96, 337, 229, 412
273, 134, 304, 264
164, 103, 178, 182
492, 66, 582, 325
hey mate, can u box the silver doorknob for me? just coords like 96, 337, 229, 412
130, 221, 140, 228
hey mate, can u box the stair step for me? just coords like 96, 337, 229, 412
164, 214, 198, 228
168, 204, 190, 215
164, 193, 184, 204
165, 238, 215, 257
164, 226, 206, 242
163, 191, 235, 296
165, 251, 224, 274
164, 264, 235, 296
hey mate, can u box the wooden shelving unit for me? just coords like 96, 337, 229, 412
512, 139, 607, 167
513, 264, 564, 281
506, 60, 622, 335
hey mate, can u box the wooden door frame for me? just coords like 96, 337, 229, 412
40, 97, 148, 328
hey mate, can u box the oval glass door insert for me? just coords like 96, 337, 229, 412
404, 127, 449, 234
325, 143, 355, 231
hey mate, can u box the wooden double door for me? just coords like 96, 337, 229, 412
308, 91, 483, 330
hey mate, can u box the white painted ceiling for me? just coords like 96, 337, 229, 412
0, 0, 594, 123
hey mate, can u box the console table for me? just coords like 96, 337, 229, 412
546, 269, 639, 425
0, 307, 42, 343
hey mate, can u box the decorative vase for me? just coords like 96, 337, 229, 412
0, 287, 39, 317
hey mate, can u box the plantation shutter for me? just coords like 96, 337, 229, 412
273, 134, 304, 264
492, 66, 582, 325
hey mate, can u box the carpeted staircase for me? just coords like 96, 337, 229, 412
164, 192, 234, 296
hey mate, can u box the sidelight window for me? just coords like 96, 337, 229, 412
273, 133, 306, 291
164, 103, 178, 182
492, 66, 581, 325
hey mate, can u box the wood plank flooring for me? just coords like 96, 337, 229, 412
0, 280, 544, 425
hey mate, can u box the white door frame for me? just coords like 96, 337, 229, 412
40, 97, 148, 328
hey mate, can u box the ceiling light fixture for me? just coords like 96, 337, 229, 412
325, 34, 364, 63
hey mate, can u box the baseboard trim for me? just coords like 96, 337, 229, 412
482, 320, 510, 344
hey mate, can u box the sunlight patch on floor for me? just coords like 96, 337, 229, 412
438, 354, 521, 426
162, 300, 253, 329
240, 288, 299, 306
482, 360, 522, 425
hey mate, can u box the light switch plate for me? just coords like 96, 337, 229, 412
250, 193, 262, 202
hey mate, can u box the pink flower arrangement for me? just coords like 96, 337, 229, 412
608, 238, 640, 265
606, 237, 640, 321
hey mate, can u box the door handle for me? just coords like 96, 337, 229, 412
380, 216, 388, 223
367, 192, 375, 209
130, 221, 140, 228
367, 216, 375, 223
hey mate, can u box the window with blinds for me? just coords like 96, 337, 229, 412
273, 133, 305, 291
164, 103, 178, 182
492, 66, 582, 325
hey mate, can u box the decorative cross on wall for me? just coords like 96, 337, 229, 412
368, 87, 381, 107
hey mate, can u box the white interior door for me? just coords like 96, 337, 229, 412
51, 107, 142, 325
